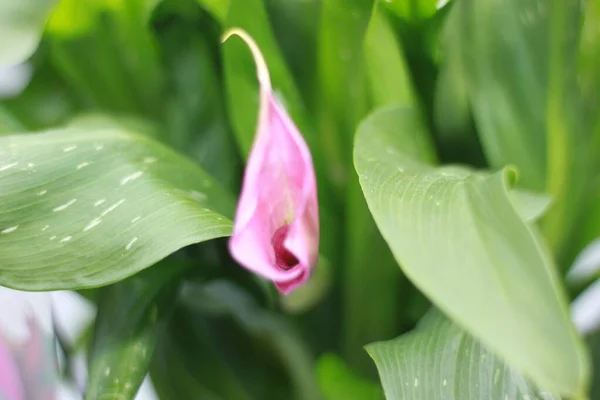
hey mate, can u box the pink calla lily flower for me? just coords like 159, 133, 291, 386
223, 28, 320, 295
0, 316, 57, 400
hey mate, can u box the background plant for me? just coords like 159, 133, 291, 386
1, 0, 599, 399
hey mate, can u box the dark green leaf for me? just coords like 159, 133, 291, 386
86, 261, 184, 399
354, 106, 589, 396
180, 280, 322, 400
0, 127, 234, 290
46, 0, 164, 118
367, 309, 562, 400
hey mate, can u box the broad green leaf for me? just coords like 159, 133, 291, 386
180, 280, 322, 400
0, 127, 234, 290
0, 0, 58, 66
367, 309, 561, 400
354, 106, 589, 397
316, 353, 383, 400
86, 261, 184, 399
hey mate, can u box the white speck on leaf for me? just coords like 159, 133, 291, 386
37, 190, 47, 196
27, 163, 34, 167
101, 199, 125, 217
41, 225, 50, 232
443, 379, 447, 386
95, 144, 104, 151
121, 171, 143, 185
132, 216, 141, 223
190, 191, 206, 201
398, 168, 404, 173
76, 162, 90, 169
143, 157, 156, 164
94, 199, 106, 207
414, 378, 418, 387
435, 201, 441, 206
50, 236, 57, 240
53, 199, 77, 212
125, 237, 138, 250
0, 162, 18, 171
104, 367, 110, 376
84, 218, 102, 232
125, 383, 132, 390
61, 236, 72, 243
63, 145, 77, 152
1, 226, 18, 234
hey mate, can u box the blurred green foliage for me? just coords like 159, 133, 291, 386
1, 0, 600, 399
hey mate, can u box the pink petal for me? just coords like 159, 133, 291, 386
223, 28, 320, 294
0, 334, 24, 400
13, 316, 57, 400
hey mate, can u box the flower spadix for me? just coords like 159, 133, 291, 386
223, 28, 319, 294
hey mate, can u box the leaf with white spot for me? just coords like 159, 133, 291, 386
0, 127, 234, 290
353, 106, 589, 397
367, 309, 561, 400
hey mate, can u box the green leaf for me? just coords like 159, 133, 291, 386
353, 106, 589, 397
46, 0, 164, 118
317, 0, 374, 171
450, 0, 550, 191
86, 261, 183, 400
151, 305, 253, 400
364, 6, 418, 109
0, 0, 58, 66
158, 14, 239, 192
180, 280, 322, 400
0, 105, 26, 134
0, 127, 234, 290
195, 0, 229, 23
316, 353, 383, 400
381, 0, 440, 22
367, 309, 562, 400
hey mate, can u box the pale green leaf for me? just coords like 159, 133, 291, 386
0, 127, 234, 290
353, 106, 589, 397
0, 0, 57, 66
367, 309, 561, 400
